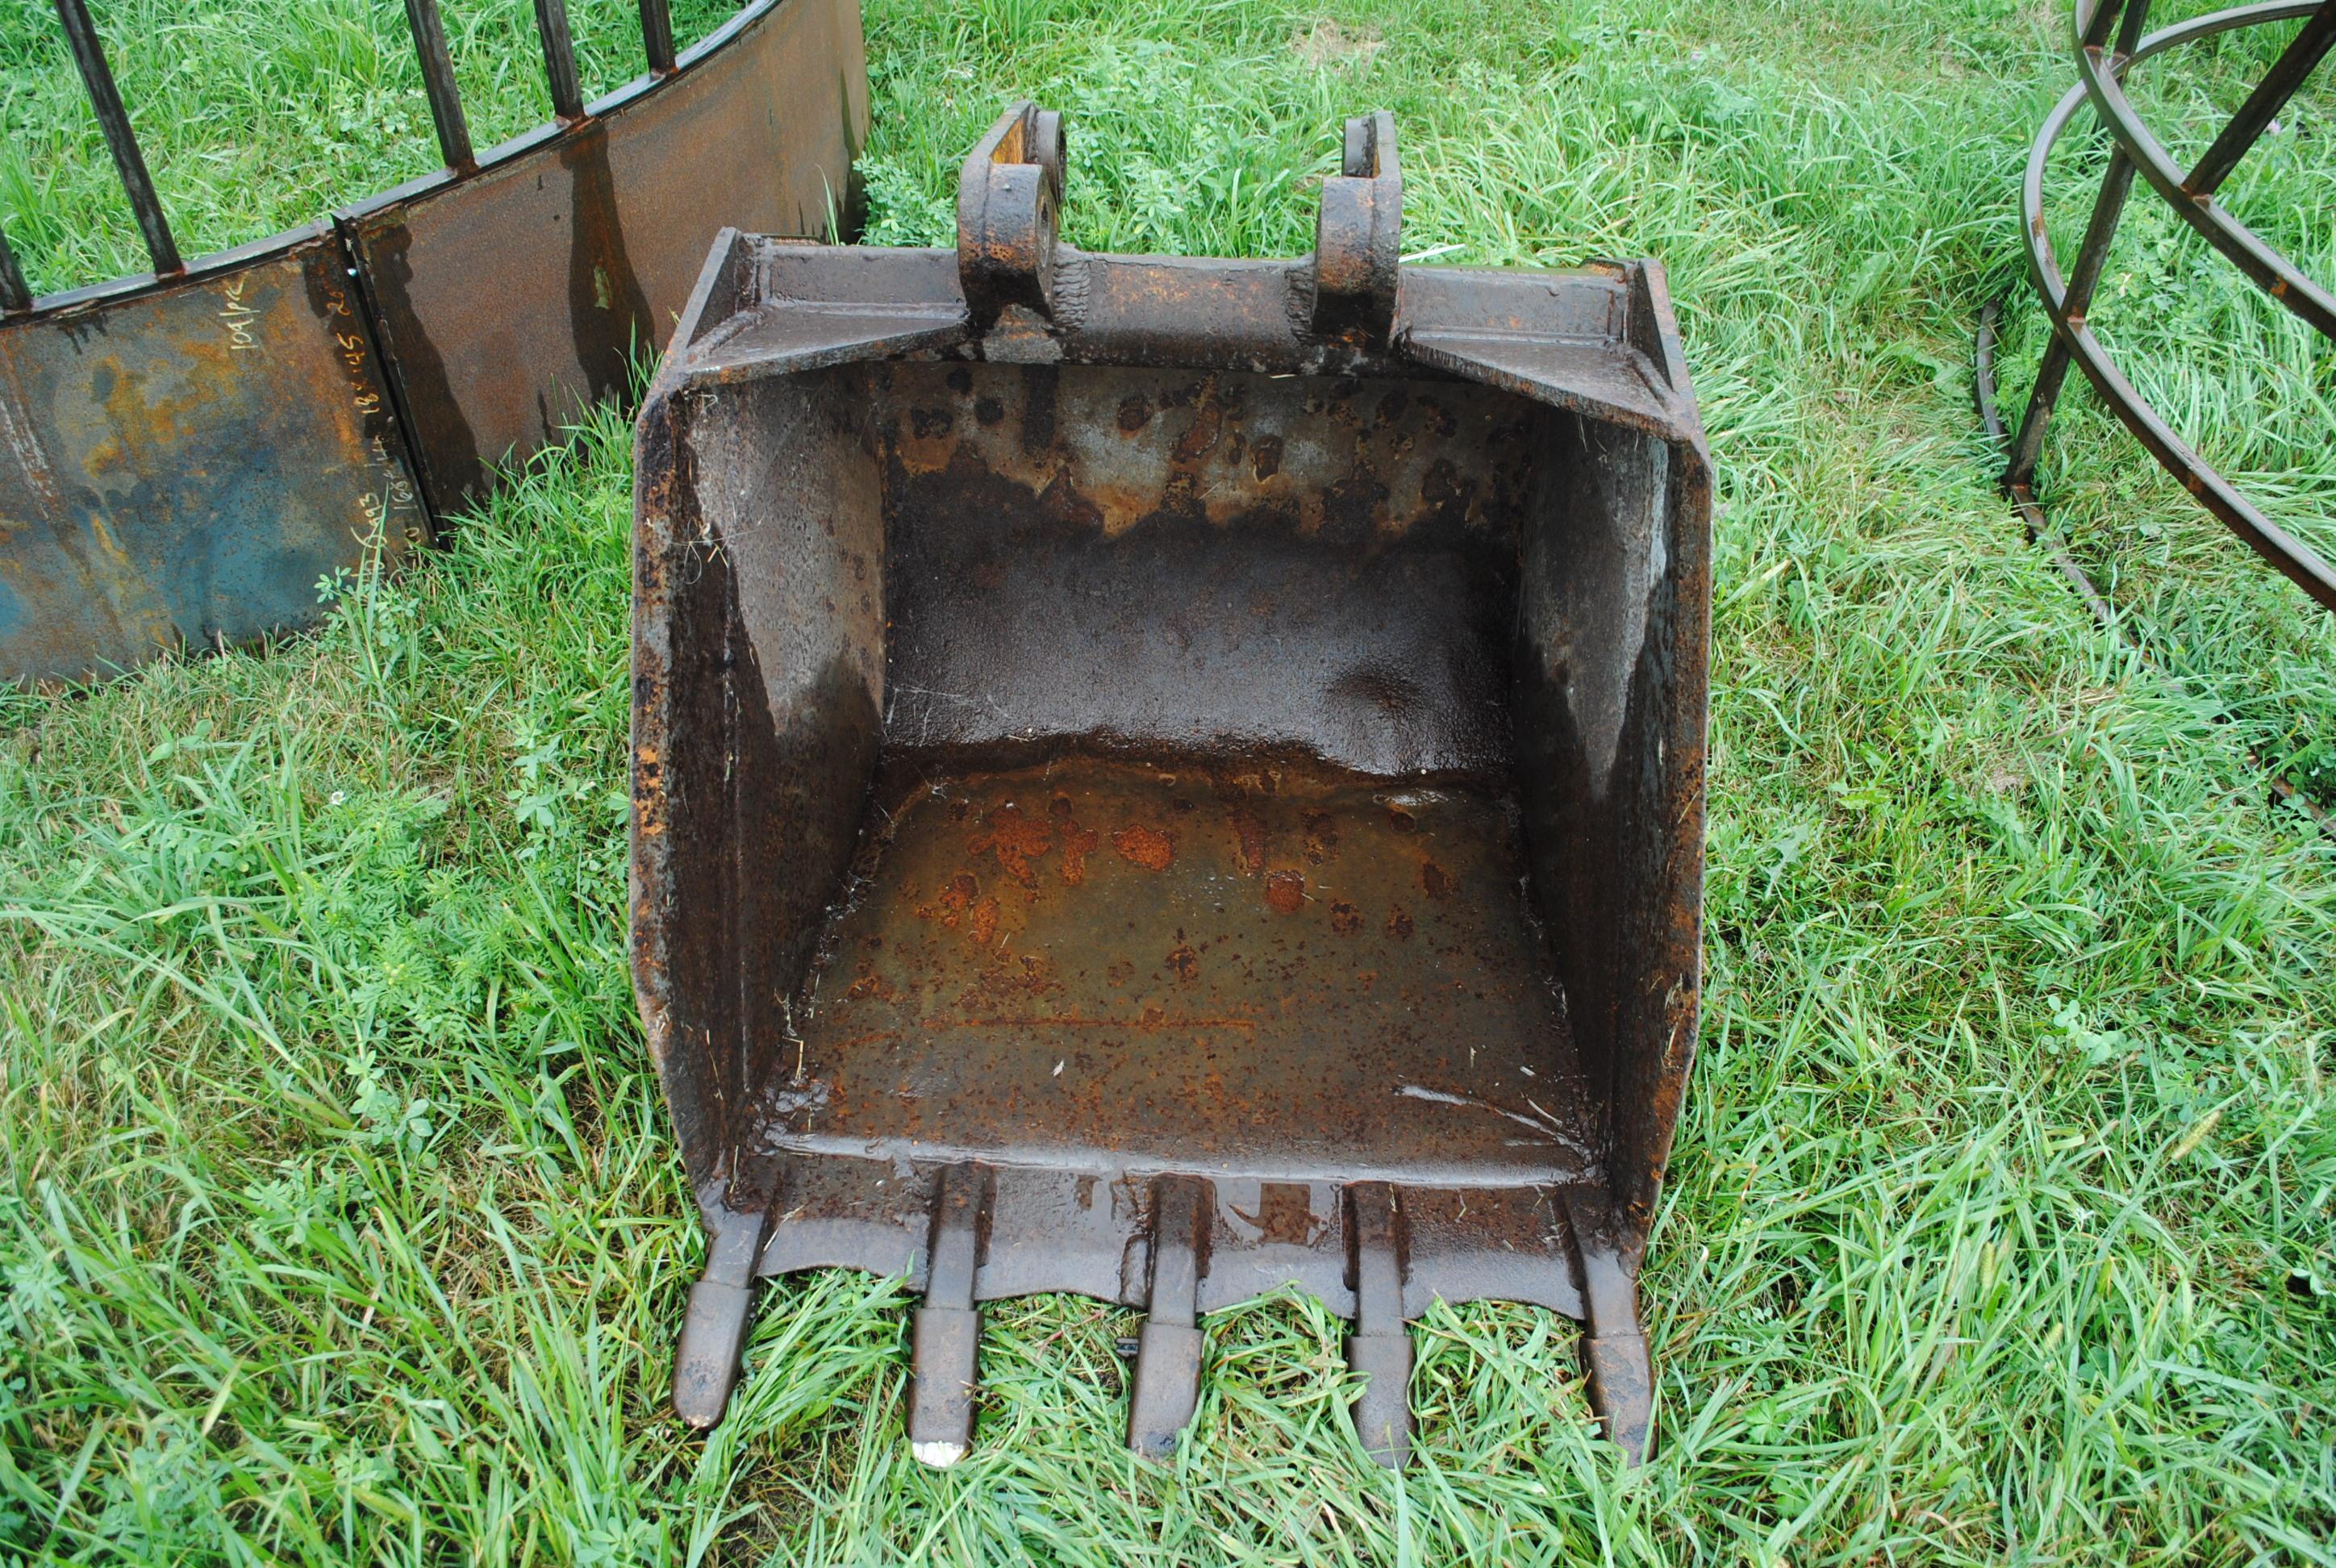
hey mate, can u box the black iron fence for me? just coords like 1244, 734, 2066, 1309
2, 0, 686, 307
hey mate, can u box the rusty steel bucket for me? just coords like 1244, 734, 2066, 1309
631, 103, 1710, 1468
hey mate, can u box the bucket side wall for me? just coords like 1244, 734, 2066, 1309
633, 366, 885, 1187
1514, 411, 1708, 1252
632, 386, 744, 1191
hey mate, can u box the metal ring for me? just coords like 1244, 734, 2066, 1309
2021, 0, 2336, 611
2073, 0, 2336, 336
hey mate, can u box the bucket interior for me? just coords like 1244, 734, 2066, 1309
676, 355, 1674, 1196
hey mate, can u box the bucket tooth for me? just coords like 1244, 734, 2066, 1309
909, 1163, 989, 1467
1564, 1189, 1653, 1464
1126, 1174, 1212, 1460
673, 1193, 776, 1428
1344, 1182, 1413, 1467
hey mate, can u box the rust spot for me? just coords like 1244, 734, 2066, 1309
1387, 905, 1414, 940
920, 871, 981, 927
1166, 944, 1200, 982
1420, 861, 1452, 900
1173, 397, 1224, 461
1233, 813, 1268, 874
970, 803, 1053, 888
1158, 470, 1203, 519
910, 407, 953, 438
1037, 469, 1104, 531
1116, 393, 1153, 432
969, 897, 1000, 946
1302, 810, 1338, 864
1386, 807, 1415, 832
1422, 457, 1468, 508
1055, 795, 1099, 885
954, 951, 1063, 1012
1266, 870, 1307, 913
1241, 1182, 1316, 1245
974, 395, 1006, 426
945, 366, 973, 393
1251, 434, 1284, 479
1329, 900, 1362, 936
1113, 824, 1174, 871
1059, 827, 1100, 882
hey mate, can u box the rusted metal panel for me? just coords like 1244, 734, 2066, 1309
0, 227, 422, 684
5, 0, 870, 686
633, 106, 1708, 1469
340, 0, 869, 515
783, 757, 1598, 1182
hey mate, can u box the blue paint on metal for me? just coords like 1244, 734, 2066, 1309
0, 227, 422, 683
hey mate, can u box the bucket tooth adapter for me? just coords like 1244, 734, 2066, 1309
632, 103, 1709, 1467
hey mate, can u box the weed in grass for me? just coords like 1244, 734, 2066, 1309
2, 0, 2334, 1563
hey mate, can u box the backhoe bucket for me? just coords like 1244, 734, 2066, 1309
632, 105, 1709, 1467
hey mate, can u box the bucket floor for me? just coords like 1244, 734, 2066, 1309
751, 754, 1599, 1186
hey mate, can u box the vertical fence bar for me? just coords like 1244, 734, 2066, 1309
640, 0, 676, 73
0, 225, 31, 313
2077, 0, 2125, 51
402, 0, 475, 173
52, 0, 180, 276
2006, 149, 2140, 485
2006, 0, 2155, 488
533, 0, 586, 121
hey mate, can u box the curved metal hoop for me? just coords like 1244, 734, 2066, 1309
1975, 299, 2334, 834
2074, 0, 2336, 336
2009, 0, 2336, 613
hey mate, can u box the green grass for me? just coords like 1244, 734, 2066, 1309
4, 0, 2335, 1562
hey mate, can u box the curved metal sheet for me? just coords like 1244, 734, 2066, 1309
340, 0, 869, 514
2, 0, 869, 684
0, 225, 422, 683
